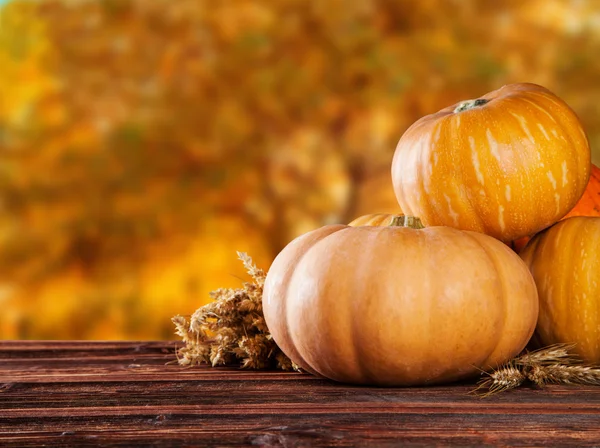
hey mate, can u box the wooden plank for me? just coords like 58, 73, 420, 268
1, 341, 600, 447
4, 402, 600, 417
0, 340, 180, 358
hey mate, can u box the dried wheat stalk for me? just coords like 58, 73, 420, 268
473, 344, 600, 396
172, 252, 299, 371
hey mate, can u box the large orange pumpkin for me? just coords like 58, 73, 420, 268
392, 83, 591, 243
519, 217, 600, 363
263, 221, 538, 386
512, 163, 600, 252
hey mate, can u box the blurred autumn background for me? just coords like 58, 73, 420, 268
1, 0, 599, 340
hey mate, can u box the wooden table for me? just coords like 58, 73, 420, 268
1, 341, 600, 447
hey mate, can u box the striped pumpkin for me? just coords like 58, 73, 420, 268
519, 216, 600, 362
391, 83, 591, 242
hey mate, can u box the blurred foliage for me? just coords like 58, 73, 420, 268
0, 0, 599, 339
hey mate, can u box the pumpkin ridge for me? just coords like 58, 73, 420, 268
423, 121, 446, 227
418, 129, 435, 227
517, 95, 574, 216
528, 91, 590, 202
348, 226, 395, 384
285, 225, 361, 381
501, 104, 535, 236
562, 218, 590, 349
457, 155, 487, 236
392, 119, 431, 220
460, 231, 510, 370
266, 225, 346, 376
420, 228, 437, 382
551, 111, 589, 211
468, 106, 502, 237
442, 115, 473, 232
531, 221, 569, 346
550, 221, 574, 346
572, 219, 600, 356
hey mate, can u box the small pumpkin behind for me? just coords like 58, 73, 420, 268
348, 213, 401, 227
263, 218, 538, 386
519, 216, 600, 363
564, 163, 600, 218
348, 213, 421, 229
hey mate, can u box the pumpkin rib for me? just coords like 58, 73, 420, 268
283, 265, 320, 377
528, 220, 576, 346
281, 245, 327, 377
554, 112, 589, 209
289, 226, 366, 382
354, 225, 422, 384
429, 122, 449, 227
520, 217, 600, 362
393, 118, 438, 220
527, 91, 590, 205
450, 113, 476, 231
460, 231, 509, 369
507, 95, 558, 225
471, 229, 538, 366
518, 96, 563, 215
502, 103, 535, 231
347, 226, 384, 385
422, 123, 439, 226
455, 97, 495, 236
464, 107, 499, 236
297, 226, 362, 379
350, 225, 430, 384
562, 219, 590, 348
264, 224, 346, 376
441, 113, 487, 233
347, 226, 409, 383
349, 227, 401, 384
420, 231, 437, 382
419, 128, 437, 227
550, 221, 578, 345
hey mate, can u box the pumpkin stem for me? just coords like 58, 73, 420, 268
454, 98, 489, 113
388, 215, 424, 229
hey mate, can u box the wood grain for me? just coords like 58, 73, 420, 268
1, 341, 600, 447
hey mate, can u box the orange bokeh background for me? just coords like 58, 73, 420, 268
1, 0, 599, 339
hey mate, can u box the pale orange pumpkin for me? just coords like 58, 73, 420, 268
392, 83, 591, 243
263, 220, 538, 386
520, 216, 600, 363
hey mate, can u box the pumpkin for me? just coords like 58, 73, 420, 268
519, 216, 600, 363
262, 219, 538, 386
348, 213, 403, 227
392, 83, 591, 243
512, 163, 600, 252
562, 163, 600, 218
